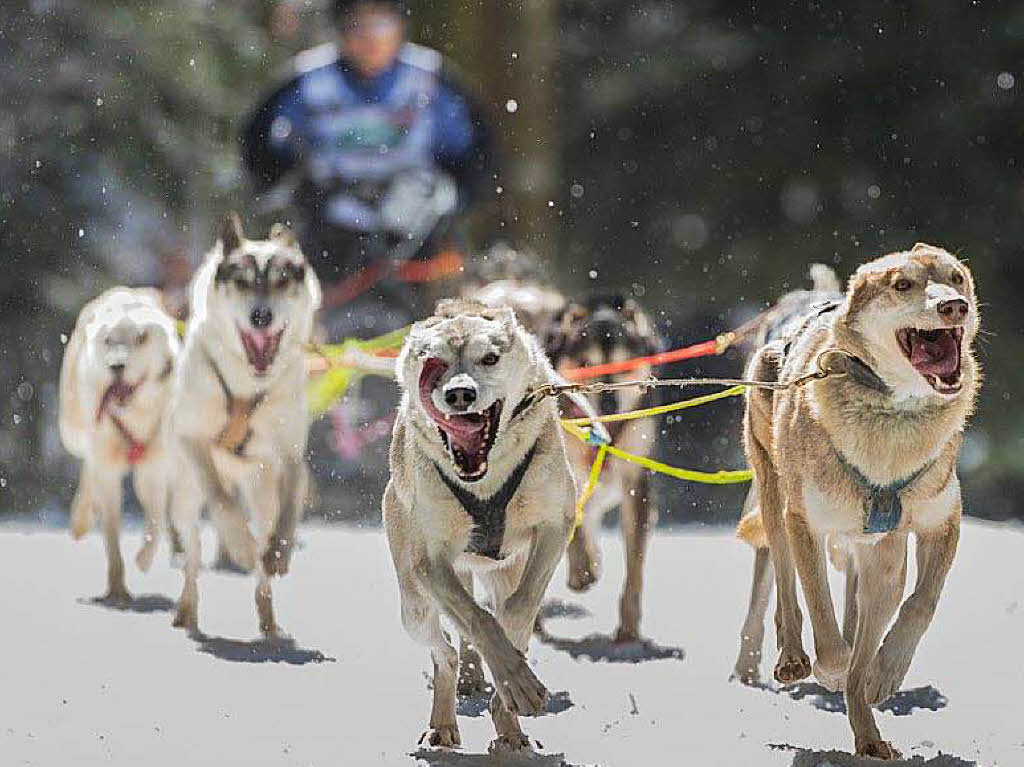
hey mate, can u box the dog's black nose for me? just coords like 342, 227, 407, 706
444, 387, 477, 411
937, 299, 968, 321
250, 306, 273, 328
109, 363, 126, 377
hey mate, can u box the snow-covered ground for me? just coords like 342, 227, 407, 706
1, 519, 1022, 767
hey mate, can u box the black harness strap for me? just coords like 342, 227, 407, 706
435, 442, 539, 560
781, 301, 892, 397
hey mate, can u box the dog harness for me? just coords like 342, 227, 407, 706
108, 414, 148, 464
781, 301, 892, 396
835, 451, 935, 534
434, 442, 539, 560
205, 352, 266, 456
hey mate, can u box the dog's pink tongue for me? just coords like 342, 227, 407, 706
418, 358, 486, 450
241, 329, 278, 372
911, 333, 959, 376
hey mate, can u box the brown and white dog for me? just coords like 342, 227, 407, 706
59, 287, 180, 600
544, 295, 664, 643
737, 244, 980, 758
166, 213, 320, 635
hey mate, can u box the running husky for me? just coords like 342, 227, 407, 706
167, 213, 320, 635
59, 287, 180, 600
737, 244, 980, 758
543, 295, 664, 642
384, 299, 575, 752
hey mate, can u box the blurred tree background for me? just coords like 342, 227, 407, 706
1, 0, 1021, 521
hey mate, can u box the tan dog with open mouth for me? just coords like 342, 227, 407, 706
59, 287, 180, 600
383, 299, 575, 753
738, 243, 980, 758
166, 213, 320, 636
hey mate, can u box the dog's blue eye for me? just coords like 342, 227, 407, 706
894, 278, 913, 292
951, 271, 964, 286
481, 353, 500, 366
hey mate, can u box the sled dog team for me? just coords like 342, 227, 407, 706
60, 215, 981, 759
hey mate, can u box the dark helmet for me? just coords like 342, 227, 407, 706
331, 0, 406, 22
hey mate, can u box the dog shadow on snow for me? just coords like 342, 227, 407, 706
751, 680, 948, 717
534, 598, 685, 664
79, 593, 177, 614
411, 747, 578, 767
190, 633, 336, 665
769, 742, 976, 767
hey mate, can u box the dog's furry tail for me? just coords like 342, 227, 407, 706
210, 504, 257, 572
736, 510, 768, 550
808, 263, 841, 294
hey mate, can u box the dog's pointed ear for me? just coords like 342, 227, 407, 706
543, 302, 583, 366
220, 212, 245, 254
912, 242, 938, 253
622, 298, 661, 353
269, 222, 296, 248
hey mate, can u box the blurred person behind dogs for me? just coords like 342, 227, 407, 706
241, 0, 494, 337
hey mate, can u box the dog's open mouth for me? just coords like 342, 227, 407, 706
896, 327, 964, 394
95, 379, 140, 422
238, 326, 283, 376
418, 358, 502, 482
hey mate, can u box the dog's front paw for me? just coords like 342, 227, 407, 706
172, 602, 198, 633
863, 649, 912, 705
774, 649, 812, 684
813, 647, 851, 692
103, 584, 133, 605
419, 724, 461, 748
491, 650, 547, 717
567, 564, 599, 592
856, 738, 901, 760
488, 732, 531, 754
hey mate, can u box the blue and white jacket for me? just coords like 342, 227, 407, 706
241, 43, 492, 234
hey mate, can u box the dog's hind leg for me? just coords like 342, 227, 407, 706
845, 534, 907, 759
830, 541, 859, 647
734, 546, 774, 684
93, 466, 129, 602
745, 346, 810, 684
733, 487, 774, 684
616, 467, 655, 643
455, 570, 488, 697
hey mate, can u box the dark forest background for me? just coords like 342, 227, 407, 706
2, 0, 1022, 522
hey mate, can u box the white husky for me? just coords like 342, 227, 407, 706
59, 287, 180, 600
167, 213, 320, 636
383, 299, 576, 752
